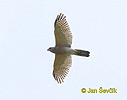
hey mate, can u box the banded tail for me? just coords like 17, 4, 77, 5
74, 49, 90, 57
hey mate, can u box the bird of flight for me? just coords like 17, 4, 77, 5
47, 13, 90, 84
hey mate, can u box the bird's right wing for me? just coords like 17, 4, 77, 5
54, 13, 72, 47
53, 54, 72, 84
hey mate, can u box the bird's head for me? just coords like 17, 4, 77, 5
47, 47, 55, 53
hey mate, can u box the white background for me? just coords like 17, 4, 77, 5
0, 0, 127, 100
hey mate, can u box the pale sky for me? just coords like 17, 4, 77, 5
0, 0, 127, 100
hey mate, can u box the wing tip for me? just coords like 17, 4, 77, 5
54, 13, 66, 27
53, 70, 65, 84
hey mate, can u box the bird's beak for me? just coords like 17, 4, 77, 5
47, 48, 49, 51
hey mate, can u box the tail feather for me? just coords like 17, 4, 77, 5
74, 49, 90, 57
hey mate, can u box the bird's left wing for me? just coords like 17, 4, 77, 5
53, 54, 72, 84
54, 13, 72, 47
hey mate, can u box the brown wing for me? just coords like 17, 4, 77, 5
54, 13, 72, 47
53, 54, 72, 84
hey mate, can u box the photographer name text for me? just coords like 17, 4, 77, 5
81, 87, 117, 93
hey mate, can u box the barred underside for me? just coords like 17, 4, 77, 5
54, 13, 72, 47
53, 54, 72, 84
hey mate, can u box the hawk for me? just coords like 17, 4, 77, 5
47, 13, 90, 84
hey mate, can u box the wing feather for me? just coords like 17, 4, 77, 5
53, 54, 72, 84
54, 13, 72, 47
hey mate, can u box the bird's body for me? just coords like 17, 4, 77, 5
47, 13, 90, 84
48, 46, 90, 57
48, 46, 75, 54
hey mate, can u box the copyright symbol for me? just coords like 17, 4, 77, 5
81, 88, 86, 93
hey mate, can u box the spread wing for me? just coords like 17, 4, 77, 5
53, 54, 72, 84
54, 13, 72, 47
